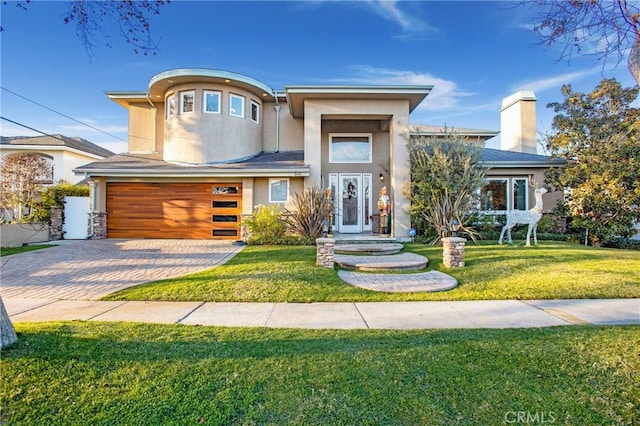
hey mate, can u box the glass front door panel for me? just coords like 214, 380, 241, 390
339, 175, 362, 233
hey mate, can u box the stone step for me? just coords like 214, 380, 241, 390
338, 270, 457, 293
334, 252, 428, 272
334, 243, 404, 256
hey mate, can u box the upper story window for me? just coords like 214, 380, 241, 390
329, 133, 372, 163
166, 94, 175, 119
229, 94, 245, 118
203, 90, 221, 114
250, 100, 260, 123
180, 91, 195, 114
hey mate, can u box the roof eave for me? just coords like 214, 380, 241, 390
0, 144, 110, 160
483, 161, 566, 168
105, 91, 149, 108
73, 168, 310, 178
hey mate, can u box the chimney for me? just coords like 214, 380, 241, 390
500, 91, 537, 154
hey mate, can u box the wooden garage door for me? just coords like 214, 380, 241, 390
106, 182, 242, 240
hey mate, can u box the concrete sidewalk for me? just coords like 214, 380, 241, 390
5, 297, 639, 329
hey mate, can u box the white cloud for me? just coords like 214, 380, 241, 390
364, 0, 436, 38
339, 65, 474, 110
510, 70, 596, 93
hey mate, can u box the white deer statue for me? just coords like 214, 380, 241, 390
498, 188, 548, 246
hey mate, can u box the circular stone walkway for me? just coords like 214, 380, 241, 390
338, 270, 458, 293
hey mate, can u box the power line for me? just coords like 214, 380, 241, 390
1, 116, 78, 144
1, 86, 127, 142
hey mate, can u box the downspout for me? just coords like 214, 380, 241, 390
87, 178, 96, 239
146, 94, 158, 152
274, 92, 281, 153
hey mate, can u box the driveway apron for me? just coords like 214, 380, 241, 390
0, 239, 244, 300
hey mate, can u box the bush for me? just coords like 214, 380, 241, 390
242, 205, 286, 244
25, 182, 89, 223
602, 237, 640, 250
282, 185, 333, 240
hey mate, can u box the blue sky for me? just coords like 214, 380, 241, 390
1, 0, 637, 154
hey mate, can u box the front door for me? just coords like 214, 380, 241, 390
338, 174, 362, 233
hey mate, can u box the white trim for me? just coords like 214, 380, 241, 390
179, 90, 195, 114
0, 145, 107, 161
203, 90, 221, 114
329, 133, 372, 164
229, 93, 245, 118
269, 178, 289, 203
250, 99, 260, 124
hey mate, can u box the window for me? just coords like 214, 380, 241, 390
329, 134, 372, 163
250, 100, 259, 123
213, 186, 239, 194
513, 178, 528, 210
212, 200, 238, 208
166, 94, 175, 119
269, 178, 289, 203
230, 94, 245, 118
180, 91, 195, 114
203, 91, 221, 114
480, 178, 529, 212
481, 179, 508, 211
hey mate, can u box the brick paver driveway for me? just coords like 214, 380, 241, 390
0, 239, 244, 300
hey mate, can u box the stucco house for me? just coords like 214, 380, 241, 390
1, 134, 115, 185
75, 68, 563, 241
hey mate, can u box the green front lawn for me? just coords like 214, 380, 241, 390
102, 241, 640, 302
2, 322, 638, 425
0, 244, 52, 257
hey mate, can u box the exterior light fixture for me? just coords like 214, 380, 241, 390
379, 173, 384, 182
451, 219, 461, 237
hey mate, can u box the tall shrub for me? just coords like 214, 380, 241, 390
407, 129, 487, 244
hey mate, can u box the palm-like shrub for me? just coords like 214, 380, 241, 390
283, 185, 334, 240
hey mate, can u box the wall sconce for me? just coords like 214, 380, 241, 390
379, 173, 384, 182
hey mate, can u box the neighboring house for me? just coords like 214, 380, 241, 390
0, 134, 115, 185
75, 68, 564, 241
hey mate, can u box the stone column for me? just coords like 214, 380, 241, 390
442, 237, 466, 268
49, 206, 64, 240
91, 212, 108, 239
316, 237, 335, 268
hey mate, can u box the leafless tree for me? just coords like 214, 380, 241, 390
1, 0, 170, 57
518, 0, 640, 84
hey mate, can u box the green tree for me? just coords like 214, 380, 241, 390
407, 130, 488, 244
544, 78, 640, 245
